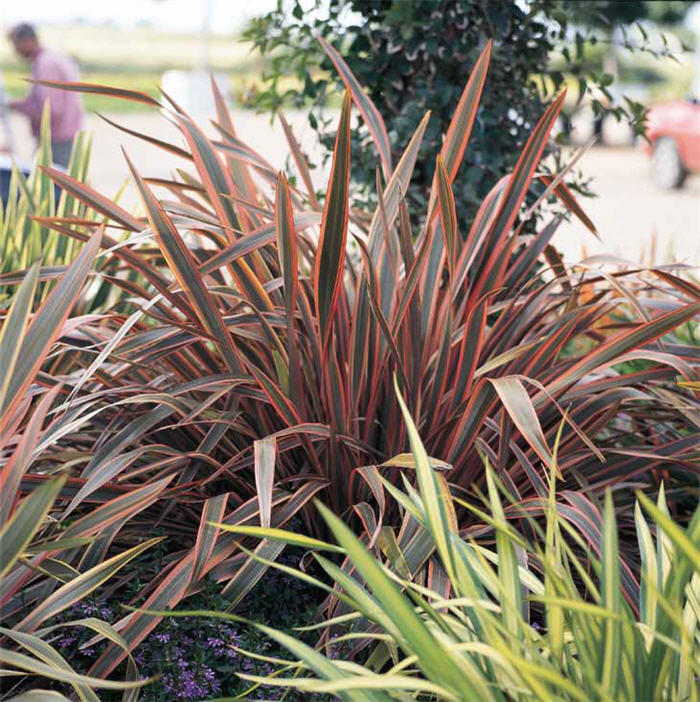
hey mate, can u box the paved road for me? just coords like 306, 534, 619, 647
554, 146, 700, 267
8, 111, 700, 266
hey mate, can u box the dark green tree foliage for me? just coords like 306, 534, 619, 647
561, 0, 692, 28
244, 0, 687, 230
246, 0, 562, 229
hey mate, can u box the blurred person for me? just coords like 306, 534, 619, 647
7, 23, 84, 168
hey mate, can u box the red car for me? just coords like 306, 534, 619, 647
645, 98, 700, 188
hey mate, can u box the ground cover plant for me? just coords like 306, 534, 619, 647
42, 551, 324, 701
0, 36, 698, 697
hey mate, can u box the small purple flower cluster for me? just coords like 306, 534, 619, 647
53, 601, 250, 700
161, 662, 220, 700
133, 622, 244, 701
54, 600, 116, 654
51, 548, 325, 701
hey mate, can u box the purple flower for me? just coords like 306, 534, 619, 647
205, 636, 223, 649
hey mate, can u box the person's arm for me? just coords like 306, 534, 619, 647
9, 57, 43, 119
9, 90, 40, 116
9, 55, 66, 127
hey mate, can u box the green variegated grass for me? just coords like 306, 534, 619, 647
0, 106, 127, 314
215, 386, 700, 702
0, 107, 91, 282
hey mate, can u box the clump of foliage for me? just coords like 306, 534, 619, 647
217, 387, 700, 701
0, 36, 698, 697
0, 254, 156, 700
1, 107, 91, 285
0, 107, 123, 316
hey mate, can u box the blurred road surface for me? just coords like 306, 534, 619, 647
554, 146, 700, 267
8, 111, 700, 267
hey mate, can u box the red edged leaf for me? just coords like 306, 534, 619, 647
210, 75, 258, 206
0, 232, 101, 427
124, 152, 244, 374
436, 155, 458, 279
440, 40, 492, 182
0, 385, 61, 524
452, 291, 495, 407
192, 493, 229, 583
97, 113, 191, 160
468, 92, 567, 304
250, 367, 303, 427
351, 112, 430, 403
547, 302, 700, 397
539, 174, 597, 237
491, 376, 552, 468
0, 261, 40, 414
353, 234, 410, 393
200, 212, 320, 276
29, 79, 161, 106
275, 172, 303, 404
62, 477, 174, 540
166, 119, 274, 311
278, 113, 321, 210
174, 115, 240, 233
367, 110, 430, 259
314, 91, 352, 353
488, 91, 567, 245
418, 42, 492, 335
275, 172, 299, 318
40, 167, 143, 231
318, 37, 392, 178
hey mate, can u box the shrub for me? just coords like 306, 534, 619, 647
211, 385, 700, 701
246, 0, 564, 231
2, 37, 698, 688
243, 0, 659, 230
